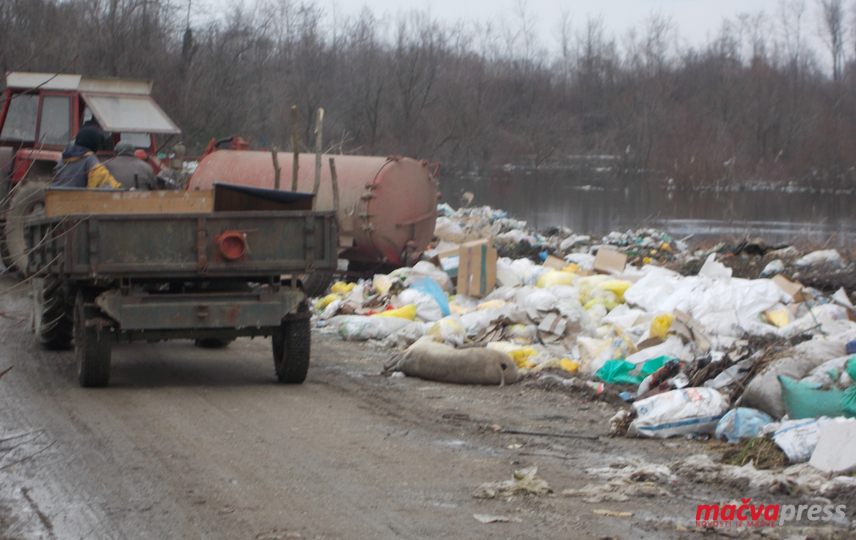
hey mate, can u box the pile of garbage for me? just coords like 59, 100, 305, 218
313, 202, 856, 478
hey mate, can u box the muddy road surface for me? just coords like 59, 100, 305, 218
0, 274, 851, 539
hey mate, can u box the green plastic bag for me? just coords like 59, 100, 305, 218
779, 375, 856, 420
596, 357, 667, 386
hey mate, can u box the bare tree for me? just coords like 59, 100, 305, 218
818, 0, 844, 80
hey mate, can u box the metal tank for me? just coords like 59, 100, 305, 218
188, 151, 439, 267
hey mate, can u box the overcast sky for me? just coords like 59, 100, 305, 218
200, 0, 836, 69
343, 0, 784, 46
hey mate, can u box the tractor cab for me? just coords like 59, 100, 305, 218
0, 72, 181, 274
0, 72, 181, 185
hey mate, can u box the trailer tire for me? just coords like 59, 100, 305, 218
74, 289, 112, 388
272, 309, 310, 384
32, 277, 73, 350
4, 181, 48, 276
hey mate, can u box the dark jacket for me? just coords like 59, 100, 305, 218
52, 144, 121, 189
104, 156, 156, 190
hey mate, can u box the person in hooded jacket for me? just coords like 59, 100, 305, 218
104, 141, 156, 190
52, 127, 122, 189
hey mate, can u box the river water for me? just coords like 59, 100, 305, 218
440, 168, 856, 248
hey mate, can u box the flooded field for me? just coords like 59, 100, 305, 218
439, 169, 856, 248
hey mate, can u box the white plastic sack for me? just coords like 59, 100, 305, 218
564, 252, 595, 269
404, 261, 452, 292
433, 217, 465, 243
337, 316, 414, 341
382, 322, 430, 349
628, 388, 730, 438
772, 417, 832, 463
601, 304, 646, 330
320, 298, 344, 320
801, 355, 854, 387
398, 288, 445, 322
624, 336, 692, 366
795, 249, 843, 267
518, 288, 558, 311
459, 308, 499, 337
428, 315, 467, 346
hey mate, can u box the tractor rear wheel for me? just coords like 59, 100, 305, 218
4, 181, 48, 276
32, 277, 73, 350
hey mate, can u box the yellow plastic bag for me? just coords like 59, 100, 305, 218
331, 281, 356, 294
508, 347, 537, 369
766, 309, 792, 328
536, 270, 578, 288
373, 274, 392, 294
559, 358, 579, 373
449, 302, 470, 315
477, 299, 506, 311
562, 264, 579, 273
650, 313, 675, 340
598, 280, 632, 301
371, 304, 417, 320
315, 293, 341, 310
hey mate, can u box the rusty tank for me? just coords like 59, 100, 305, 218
189, 151, 440, 270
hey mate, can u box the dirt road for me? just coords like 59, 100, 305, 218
0, 275, 851, 539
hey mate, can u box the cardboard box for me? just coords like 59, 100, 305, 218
543, 255, 566, 270
436, 246, 461, 282
457, 239, 497, 297
772, 274, 805, 303
593, 248, 627, 275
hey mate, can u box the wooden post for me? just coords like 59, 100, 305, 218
313, 108, 324, 198
328, 157, 340, 216
271, 146, 281, 190
291, 106, 299, 192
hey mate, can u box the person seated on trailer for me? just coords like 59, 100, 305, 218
104, 141, 156, 190
52, 127, 122, 189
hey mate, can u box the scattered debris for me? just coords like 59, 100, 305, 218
473, 466, 553, 499
591, 509, 633, 517
473, 514, 522, 524
311, 200, 856, 505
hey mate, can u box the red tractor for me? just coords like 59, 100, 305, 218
0, 72, 181, 274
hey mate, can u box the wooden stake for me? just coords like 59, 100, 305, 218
291, 106, 299, 191
271, 145, 281, 190
313, 108, 324, 198
328, 156, 340, 216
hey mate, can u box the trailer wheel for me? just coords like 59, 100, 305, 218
4, 181, 48, 276
302, 271, 334, 298
74, 289, 112, 388
32, 277, 73, 350
272, 309, 310, 384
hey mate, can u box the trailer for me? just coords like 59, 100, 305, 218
25, 183, 337, 387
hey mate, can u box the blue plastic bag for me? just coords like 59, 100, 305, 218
409, 277, 450, 317
715, 407, 774, 443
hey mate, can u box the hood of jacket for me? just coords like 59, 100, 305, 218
61, 144, 93, 161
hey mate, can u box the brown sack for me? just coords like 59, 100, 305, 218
390, 337, 519, 386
